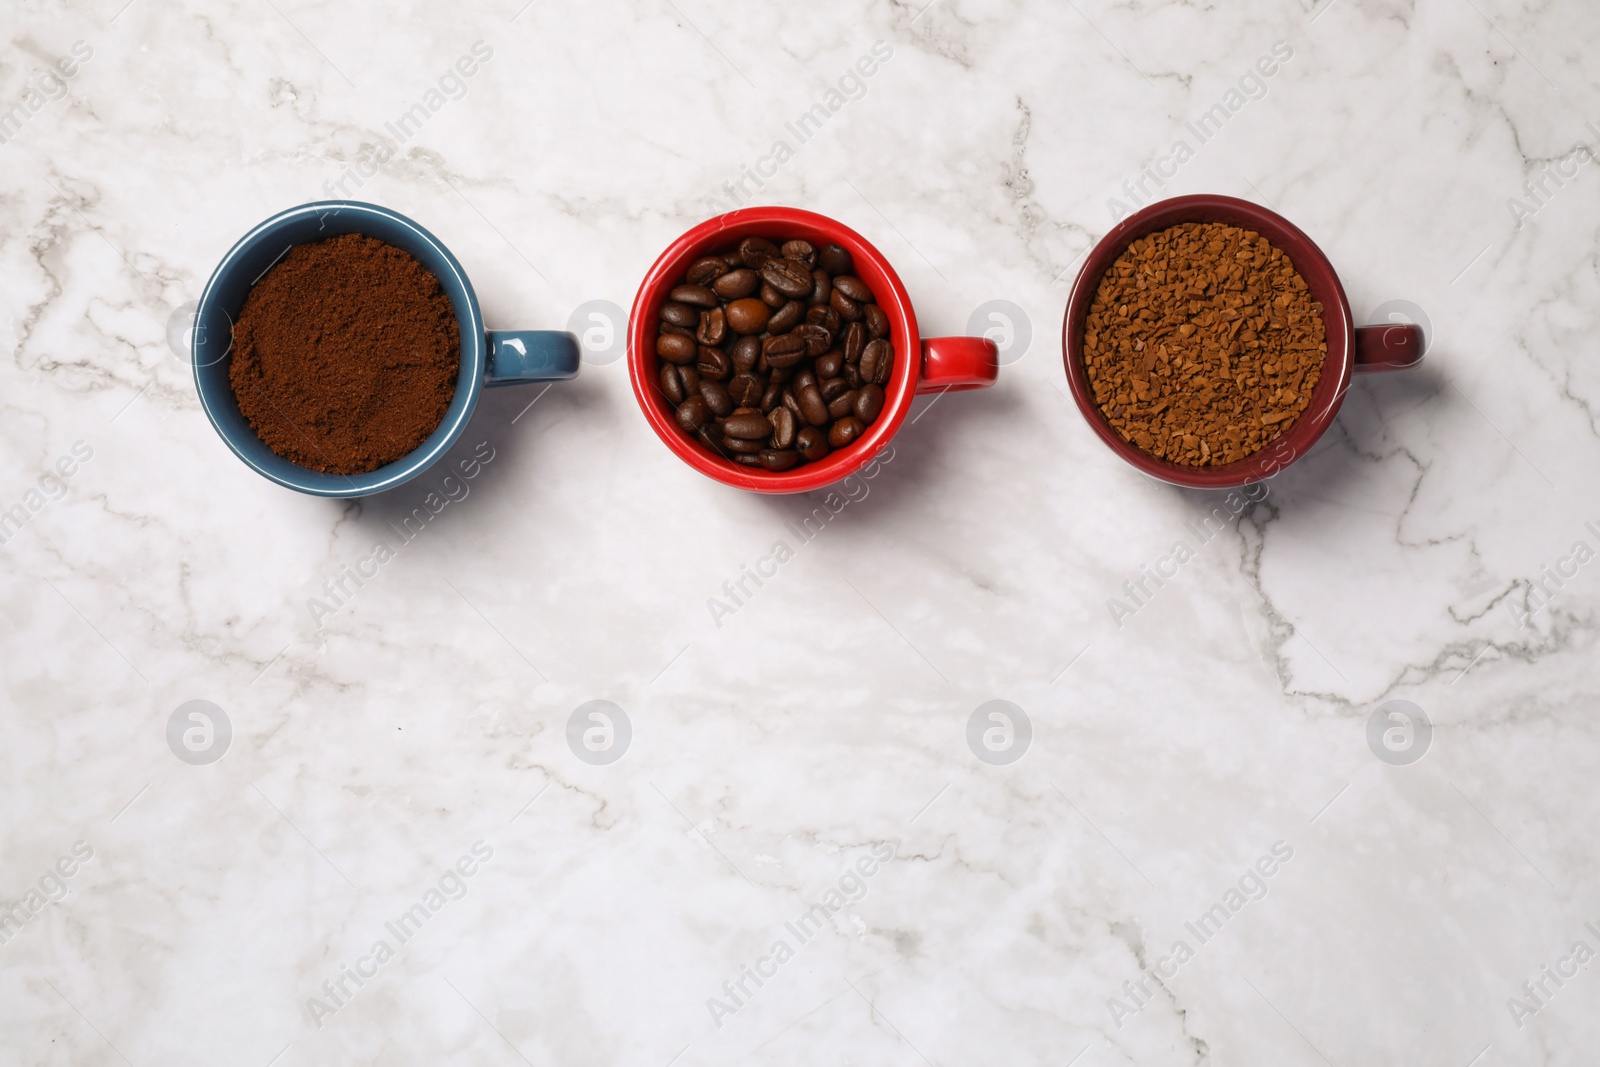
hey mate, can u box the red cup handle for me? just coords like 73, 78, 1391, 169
1354, 324, 1424, 373
917, 336, 999, 394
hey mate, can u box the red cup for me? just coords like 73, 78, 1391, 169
629, 207, 999, 494
1061, 194, 1424, 489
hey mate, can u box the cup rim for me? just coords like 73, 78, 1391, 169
192, 199, 485, 498
627, 206, 920, 494
1060, 194, 1356, 489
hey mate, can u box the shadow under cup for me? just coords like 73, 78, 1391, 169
1061, 194, 1424, 489
192, 201, 486, 498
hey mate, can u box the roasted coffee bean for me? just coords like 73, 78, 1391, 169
864, 303, 890, 339
713, 268, 760, 299
765, 350, 804, 376
798, 381, 828, 427
806, 305, 841, 335
767, 299, 804, 335
828, 416, 864, 447
781, 239, 816, 265
660, 364, 686, 405
831, 287, 861, 321
760, 380, 783, 412
721, 412, 772, 440
657, 332, 697, 364
759, 448, 800, 471
697, 345, 730, 380
725, 298, 771, 335
872, 341, 893, 384
860, 339, 891, 384
696, 307, 727, 346
763, 333, 806, 368
687, 256, 729, 286
762, 257, 815, 298
796, 425, 829, 461
768, 405, 797, 448
854, 383, 885, 424
660, 301, 698, 328
676, 395, 710, 432
842, 321, 866, 363
818, 243, 853, 276
670, 284, 718, 308
833, 275, 873, 302
728, 372, 762, 407
699, 380, 733, 417
658, 233, 894, 473
794, 323, 832, 357
738, 236, 780, 268
731, 335, 761, 372
809, 269, 832, 306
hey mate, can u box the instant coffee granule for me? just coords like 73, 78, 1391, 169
1082, 222, 1326, 466
228, 234, 459, 475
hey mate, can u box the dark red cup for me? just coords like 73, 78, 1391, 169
630, 206, 999, 494
1062, 194, 1424, 489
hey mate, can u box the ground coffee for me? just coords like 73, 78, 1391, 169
228, 234, 459, 475
1083, 222, 1326, 466
657, 236, 893, 472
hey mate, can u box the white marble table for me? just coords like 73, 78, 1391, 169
3, 1, 1598, 1063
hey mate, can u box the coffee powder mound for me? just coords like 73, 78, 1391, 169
1083, 222, 1326, 466
228, 233, 460, 475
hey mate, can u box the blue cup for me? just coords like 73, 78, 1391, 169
192, 200, 579, 497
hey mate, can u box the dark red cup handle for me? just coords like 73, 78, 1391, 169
918, 336, 999, 394
1354, 324, 1425, 373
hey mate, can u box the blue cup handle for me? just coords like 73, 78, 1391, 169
485, 330, 580, 387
